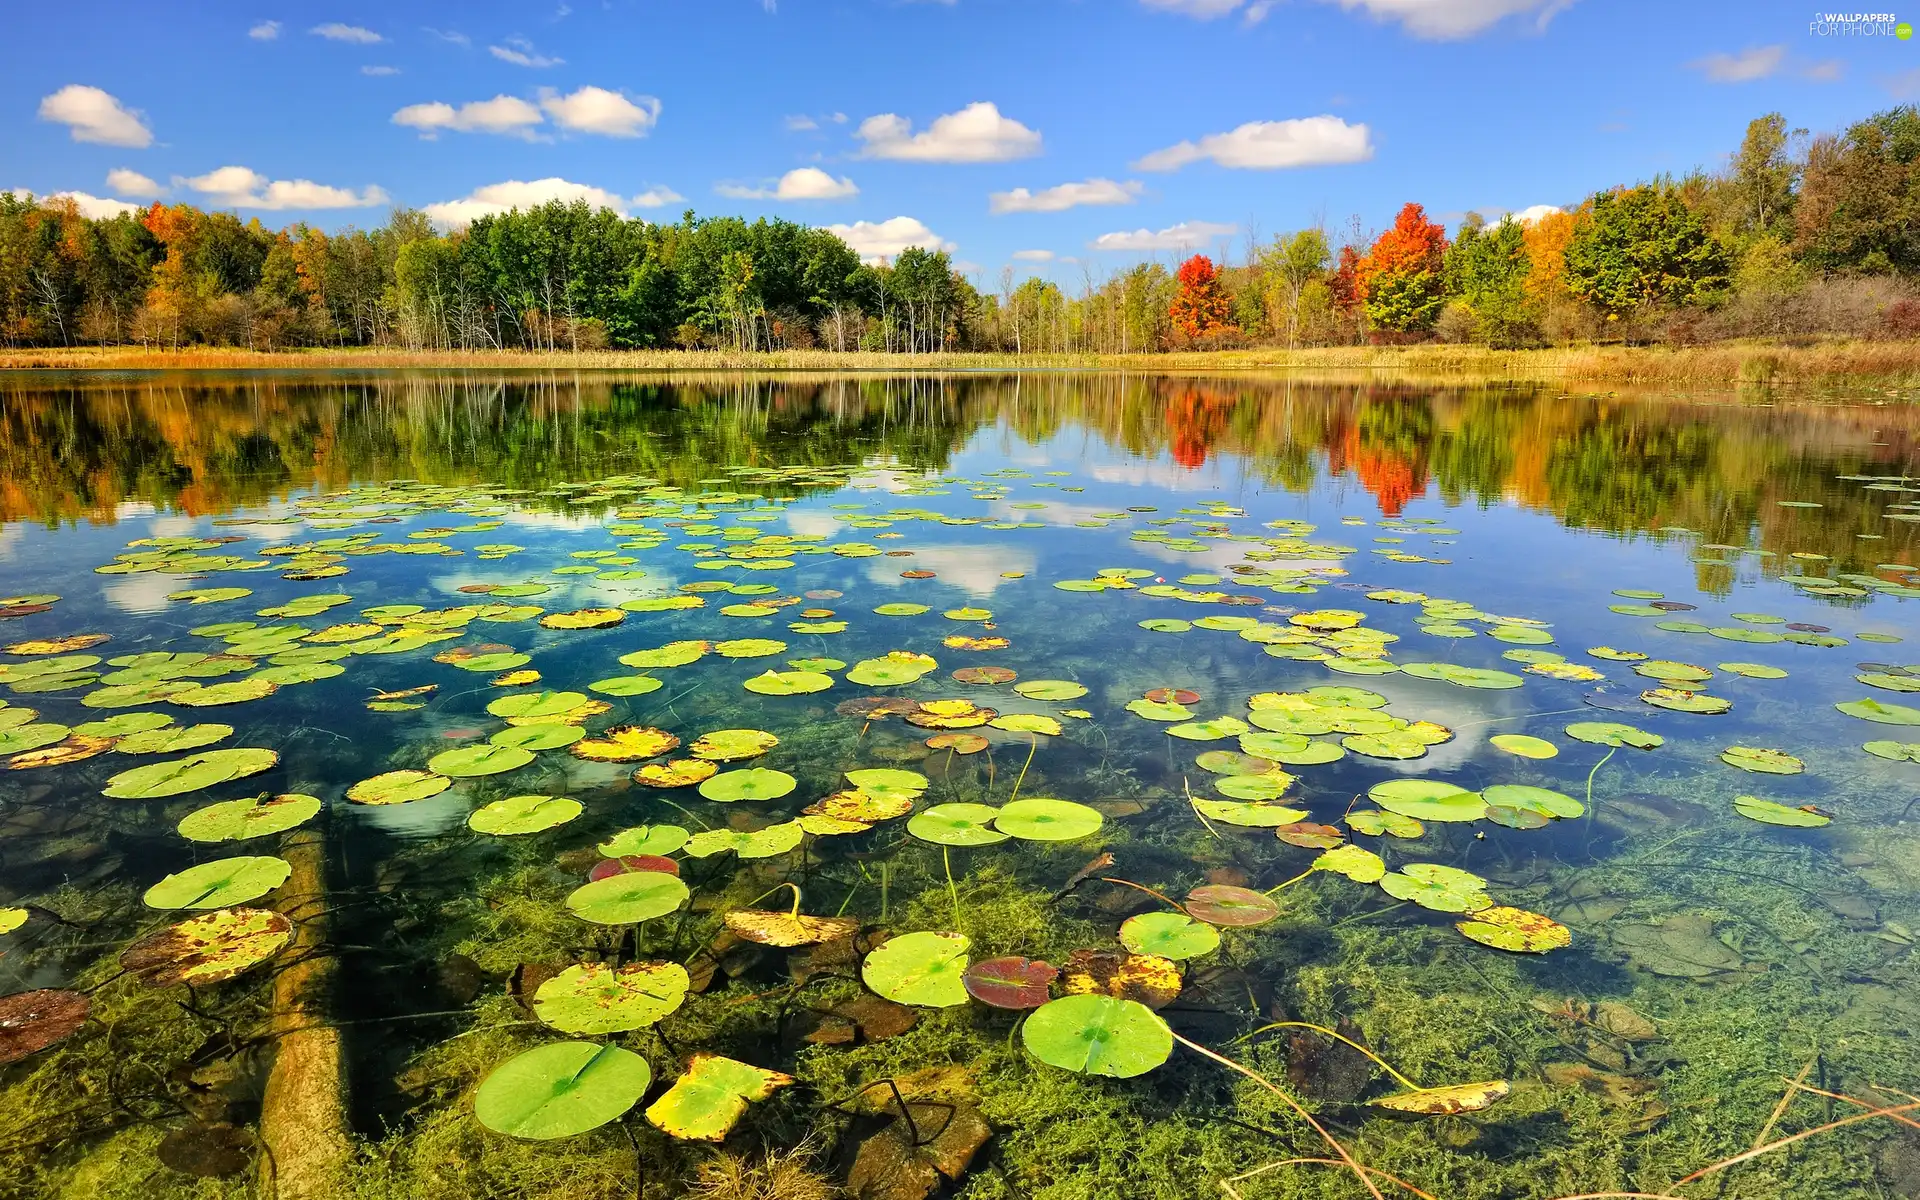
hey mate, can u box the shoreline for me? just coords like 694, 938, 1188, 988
3, 340, 1920, 386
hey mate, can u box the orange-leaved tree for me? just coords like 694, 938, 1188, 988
1356, 203, 1449, 334
1169, 255, 1235, 340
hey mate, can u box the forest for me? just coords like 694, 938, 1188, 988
4, 105, 1920, 354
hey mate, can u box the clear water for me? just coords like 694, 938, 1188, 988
1, 372, 1917, 1200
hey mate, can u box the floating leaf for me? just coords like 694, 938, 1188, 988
1022, 995, 1171, 1078
1368, 1080, 1510, 1115
1345, 810, 1423, 838
1863, 740, 1920, 763
1456, 907, 1570, 953
539, 608, 626, 631
571, 725, 679, 763
743, 669, 833, 696
120, 908, 292, 987
1125, 698, 1191, 721
633, 759, 719, 789
347, 769, 451, 805
1641, 688, 1731, 715
683, 821, 805, 859
907, 802, 1007, 846
1564, 721, 1664, 749
846, 651, 938, 686
1119, 912, 1220, 960
1836, 698, 1920, 726
1314, 844, 1386, 883
1720, 746, 1804, 775
597, 825, 690, 857
724, 909, 859, 947
565, 870, 690, 924
491, 723, 583, 751
964, 957, 1058, 1009
0, 990, 90, 1066
475, 1042, 652, 1140
862, 931, 970, 1007
103, 748, 279, 799
1490, 734, 1558, 759
645, 1054, 794, 1142
1183, 885, 1279, 927
470, 794, 582, 835
428, 743, 534, 778
1368, 779, 1486, 823
588, 675, 664, 697
995, 798, 1103, 841
533, 962, 689, 1033
178, 794, 321, 842
114, 723, 233, 755
1732, 795, 1832, 827
1480, 784, 1583, 819
1015, 680, 1088, 701
1379, 864, 1492, 913
698, 768, 796, 802
689, 728, 778, 761
143, 856, 292, 910
1061, 949, 1181, 1008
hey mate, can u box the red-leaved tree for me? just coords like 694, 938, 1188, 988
1169, 255, 1235, 340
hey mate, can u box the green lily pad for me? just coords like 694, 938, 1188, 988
71, 711, 172, 738
1837, 699, 1920, 725
178, 794, 321, 842
873, 603, 930, 616
1345, 811, 1423, 838
1380, 864, 1492, 912
1863, 740, 1920, 762
1733, 795, 1832, 828
1720, 746, 1804, 775
1118, 911, 1220, 960
119, 907, 293, 987
908, 803, 1009, 846
103, 748, 279, 799
474, 1042, 652, 1140
1166, 717, 1250, 742
1022, 995, 1172, 1078
428, 743, 534, 778
346, 769, 451, 805
862, 931, 970, 1007
597, 825, 690, 856
1367, 779, 1486, 823
683, 821, 805, 859
743, 670, 833, 696
1565, 722, 1665, 749
645, 1054, 795, 1142
114, 723, 234, 755
533, 962, 689, 1033
1490, 734, 1558, 759
995, 798, 1104, 841
0, 724, 70, 755
1193, 798, 1308, 826
1125, 699, 1192, 721
1313, 843, 1387, 882
1015, 680, 1089, 701
1642, 688, 1732, 714
469, 794, 583, 835
487, 690, 589, 719
565, 870, 690, 924
698, 768, 796, 802
143, 856, 292, 910
1401, 663, 1525, 690
490, 724, 584, 751
588, 675, 665, 697
845, 652, 938, 686
1211, 772, 1297, 802
1343, 731, 1431, 760
1480, 784, 1583, 819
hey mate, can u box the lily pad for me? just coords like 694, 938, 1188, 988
1313, 844, 1387, 883
632, 759, 719, 788
1732, 796, 1832, 827
119, 908, 293, 987
1119, 912, 1220, 960
1368, 779, 1486, 823
1345, 811, 1423, 839
491, 724, 584, 751
597, 825, 690, 857
1456, 907, 1571, 953
698, 768, 796, 802
1836, 699, 1920, 726
1022, 995, 1171, 1078
469, 794, 583, 835
428, 743, 534, 778
1863, 740, 1920, 762
1720, 746, 1804, 775
178, 794, 321, 842
908, 803, 1008, 846
1480, 784, 1583, 819
1641, 688, 1731, 715
689, 728, 778, 762
743, 670, 833, 696
346, 769, 451, 805
0, 990, 91, 1066
645, 1054, 795, 1142
683, 821, 805, 859
143, 856, 292, 910
588, 675, 664, 698
571, 726, 679, 763
486, 690, 589, 720
1015, 680, 1088, 701
104, 748, 279, 799
963, 957, 1059, 1009
1183, 885, 1279, 927
114, 723, 235, 755
995, 798, 1104, 841
1490, 734, 1558, 759
474, 1042, 651, 1140
723, 910, 860, 947
533, 962, 689, 1033
565, 870, 690, 924
862, 931, 970, 1007
1565, 721, 1664, 749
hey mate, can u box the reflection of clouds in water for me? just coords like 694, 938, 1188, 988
850, 464, 937, 495
221, 521, 301, 544
1089, 460, 1230, 493
501, 509, 608, 531
347, 790, 469, 837
114, 501, 158, 520
104, 574, 180, 615
0, 524, 20, 561
148, 515, 201, 539
1355, 677, 1528, 777
986, 498, 1114, 528
785, 510, 843, 539
862, 544, 1036, 598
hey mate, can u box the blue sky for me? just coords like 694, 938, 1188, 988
3, 0, 1914, 278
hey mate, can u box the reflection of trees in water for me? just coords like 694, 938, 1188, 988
0, 372, 1913, 576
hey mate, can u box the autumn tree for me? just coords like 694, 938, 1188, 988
1562, 186, 1729, 317
1169, 254, 1234, 341
1359, 203, 1448, 334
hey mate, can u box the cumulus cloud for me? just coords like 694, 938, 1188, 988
717, 167, 859, 201
990, 178, 1142, 214
1134, 116, 1372, 171
38, 191, 141, 219
1140, 0, 1246, 15
107, 168, 163, 198
784, 115, 819, 131
37, 86, 153, 149
182, 166, 388, 211
423, 178, 632, 227
311, 22, 382, 43
1690, 45, 1785, 83
1011, 249, 1056, 261
424, 27, 470, 46
1149, 0, 1570, 37
1090, 221, 1238, 252
393, 95, 545, 138
362, 65, 401, 76
823, 216, 954, 263
856, 102, 1041, 162
539, 86, 659, 136
1506, 203, 1563, 225
490, 36, 563, 67
632, 185, 686, 209
248, 20, 281, 39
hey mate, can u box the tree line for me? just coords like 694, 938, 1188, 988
5, 104, 1920, 353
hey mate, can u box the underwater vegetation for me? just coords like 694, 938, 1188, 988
0, 377, 1916, 1200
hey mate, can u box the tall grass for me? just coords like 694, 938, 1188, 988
5, 340, 1920, 385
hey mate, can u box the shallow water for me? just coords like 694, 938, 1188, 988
1, 372, 1918, 1200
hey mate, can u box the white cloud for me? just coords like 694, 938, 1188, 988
490, 37, 563, 67
361, 65, 401, 76
37, 86, 153, 149
539, 86, 660, 137
423, 178, 631, 227
1141, 0, 1245, 15
393, 95, 545, 138
1011, 249, 1055, 261
248, 20, 281, 39
1134, 115, 1373, 171
990, 178, 1142, 214
1090, 221, 1239, 252
39, 191, 141, 219
784, 114, 819, 131
632, 185, 686, 209
1324, 0, 1572, 38
311, 22, 382, 43
1691, 45, 1784, 83
107, 168, 163, 198
182, 166, 388, 211
856, 101, 1041, 163
424, 27, 470, 46
1803, 59, 1843, 83
717, 167, 859, 201
824, 216, 954, 263
1506, 203, 1563, 225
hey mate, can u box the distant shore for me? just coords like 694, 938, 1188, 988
5, 341, 1920, 387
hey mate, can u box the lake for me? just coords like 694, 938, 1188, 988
0, 371, 1917, 1200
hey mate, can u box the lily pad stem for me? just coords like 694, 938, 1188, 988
1245, 1021, 1421, 1090
1098, 876, 1183, 911
1264, 867, 1314, 896
943, 847, 963, 928
1007, 732, 1038, 804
